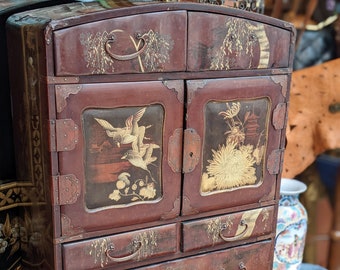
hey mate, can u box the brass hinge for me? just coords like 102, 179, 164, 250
267, 149, 285, 175
272, 103, 287, 130
47, 76, 79, 84
51, 174, 81, 206
49, 119, 79, 152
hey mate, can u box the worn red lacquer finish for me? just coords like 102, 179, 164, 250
6, 2, 294, 269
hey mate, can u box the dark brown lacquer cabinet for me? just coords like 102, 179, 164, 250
6, 2, 295, 269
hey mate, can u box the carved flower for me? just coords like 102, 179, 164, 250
204, 142, 256, 191
226, 126, 245, 146
219, 102, 240, 119
108, 190, 121, 201
139, 184, 156, 199
116, 180, 126, 190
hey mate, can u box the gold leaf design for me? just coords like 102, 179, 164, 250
80, 29, 173, 74
203, 143, 257, 191
140, 30, 173, 72
210, 18, 269, 70
201, 99, 269, 194
80, 31, 115, 74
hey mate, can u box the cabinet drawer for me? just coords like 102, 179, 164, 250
187, 12, 293, 71
62, 223, 179, 270
182, 206, 275, 252
138, 240, 274, 269
54, 10, 187, 75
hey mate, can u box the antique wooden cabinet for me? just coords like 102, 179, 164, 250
6, 1, 295, 269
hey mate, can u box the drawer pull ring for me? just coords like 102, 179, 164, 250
105, 240, 142, 262
219, 219, 248, 242
239, 262, 247, 270
105, 33, 147, 61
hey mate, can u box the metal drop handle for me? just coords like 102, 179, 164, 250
105, 240, 142, 262
219, 219, 248, 242
239, 262, 247, 270
105, 32, 147, 61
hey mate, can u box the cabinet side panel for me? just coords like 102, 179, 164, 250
7, 16, 56, 269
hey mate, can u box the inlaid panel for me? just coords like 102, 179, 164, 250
182, 76, 288, 215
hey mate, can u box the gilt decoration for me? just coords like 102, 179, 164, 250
210, 17, 270, 70
201, 98, 270, 194
83, 105, 164, 209
88, 230, 158, 268
80, 29, 173, 74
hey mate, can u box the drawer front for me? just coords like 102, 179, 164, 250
53, 10, 187, 75
62, 223, 178, 270
138, 240, 274, 270
182, 206, 275, 252
187, 11, 293, 71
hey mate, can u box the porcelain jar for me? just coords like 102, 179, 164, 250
273, 178, 308, 270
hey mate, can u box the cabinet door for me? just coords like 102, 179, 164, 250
182, 76, 288, 215
54, 80, 184, 236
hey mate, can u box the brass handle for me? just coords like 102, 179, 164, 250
239, 262, 247, 270
105, 33, 147, 61
219, 219, 248, 242
105, 240, 142, 262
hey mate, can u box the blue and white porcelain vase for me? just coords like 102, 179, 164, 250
273, 178, 308, 270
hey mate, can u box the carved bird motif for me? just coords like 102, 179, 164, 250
121, 143, 160, 181
94, 107, 148, 148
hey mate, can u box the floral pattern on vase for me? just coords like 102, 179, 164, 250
273, 178, 308, 270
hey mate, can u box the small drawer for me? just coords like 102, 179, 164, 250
138, 240, 274, 270
182, 206, 275, 252
187, 12, 292, 71
53, 10, 187, 76
62, 223, 178, 270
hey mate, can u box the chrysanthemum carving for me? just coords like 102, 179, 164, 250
201, 142, 257, 193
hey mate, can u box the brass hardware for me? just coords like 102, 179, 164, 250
182, 129, 201, 173
47, 76, 79, 84
105, 32, 147, 61
219, 219, 249, 242
52, 119, 79, 152
58, 174, 81, 205
272, 103, 287, 130
267, 149, 284, 175
329, 103, 340, 113
106, 240, 142, 262
55, 84, 82, 113
51, 175, 81, 206
239, 262, 247, 270
168, 128, 183, 173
